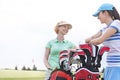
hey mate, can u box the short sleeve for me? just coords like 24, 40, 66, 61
100, 27, 107, 32
110, 20, 120, 33
46, 41, 51, 49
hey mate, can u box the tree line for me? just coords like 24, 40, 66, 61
15, 65, 37, 71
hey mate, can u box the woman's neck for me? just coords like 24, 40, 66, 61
105, 17, 113, 25
57, 34, 64, 42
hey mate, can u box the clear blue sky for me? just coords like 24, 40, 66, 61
0, 0, 119, 70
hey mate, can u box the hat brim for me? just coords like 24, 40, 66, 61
66, 24, 72, 29
58, 24, 72, 29
92, 11, 100, 17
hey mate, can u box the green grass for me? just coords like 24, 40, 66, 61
0, 78, 44, 80
0, 70, 45, 80
0, 69, 103, 80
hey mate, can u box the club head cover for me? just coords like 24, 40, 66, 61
59, 50, 70, 70
98, 46, 110, 56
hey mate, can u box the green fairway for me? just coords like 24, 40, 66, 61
0, 78, 44, 80
0, 70, 45, 80
0, 69, 103, 80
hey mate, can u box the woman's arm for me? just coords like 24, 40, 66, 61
89, 27, 117, 45
43, 48, 51, 69
85, 31, 102, 43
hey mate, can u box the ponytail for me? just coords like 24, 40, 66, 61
113, 7, 120, 20
107, 7, 120, 20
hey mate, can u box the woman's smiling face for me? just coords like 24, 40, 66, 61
58, 25, 70, 35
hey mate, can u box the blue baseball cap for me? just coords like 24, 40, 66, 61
93, 3, 114, 17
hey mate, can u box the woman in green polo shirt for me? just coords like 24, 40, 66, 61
44, 21, 76, 80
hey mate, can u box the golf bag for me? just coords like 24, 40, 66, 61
49, 43, 110, 80
74, 43, 110, 80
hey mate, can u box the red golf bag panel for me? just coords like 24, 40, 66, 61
75, 68, 100, 80
50, 69, 72, 80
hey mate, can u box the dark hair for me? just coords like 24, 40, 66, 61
107, 7, 120, 20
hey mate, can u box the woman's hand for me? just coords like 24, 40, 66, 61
89, 38, 101, 45
85, 37, 92, 43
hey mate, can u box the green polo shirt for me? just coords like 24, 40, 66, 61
46, 39, 75, 70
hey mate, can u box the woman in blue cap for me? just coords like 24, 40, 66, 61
85, 3, 120, 80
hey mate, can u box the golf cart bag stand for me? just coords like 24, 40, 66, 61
75, 68, 100, 80
49, 69, 72, 80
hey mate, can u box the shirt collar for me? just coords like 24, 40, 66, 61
55, 38, 67, 43
107, 21, 113, 27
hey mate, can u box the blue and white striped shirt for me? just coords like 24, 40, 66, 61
101, 20, 120, 67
